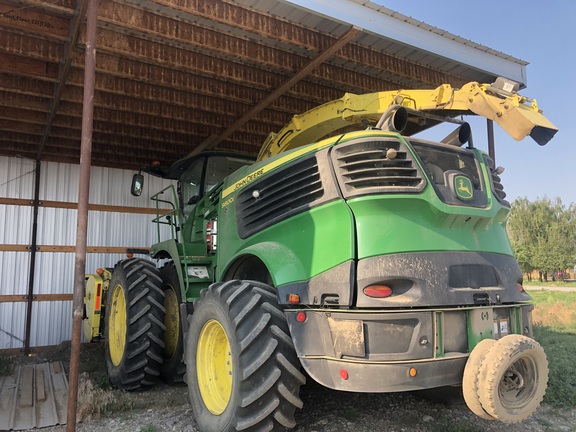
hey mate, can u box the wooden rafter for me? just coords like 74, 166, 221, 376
37, 0, 87, 160
192, 25, 362, 155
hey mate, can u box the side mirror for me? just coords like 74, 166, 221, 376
131, 173, 144, 197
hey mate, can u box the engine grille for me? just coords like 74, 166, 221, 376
332, 139, 424, 198
236, 155, 325, 238
483, 155, 508, 205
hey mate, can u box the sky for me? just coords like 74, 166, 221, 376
374, 0, 576, 205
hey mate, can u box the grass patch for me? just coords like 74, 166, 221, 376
530, 291, 576, 409
531, 291, 576, 332
0, 355, 13, 376
524, 280, 576, 288
77, 372, 135, 422
534, 325, 576, 409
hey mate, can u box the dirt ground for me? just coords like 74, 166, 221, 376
8, 341, 575, 432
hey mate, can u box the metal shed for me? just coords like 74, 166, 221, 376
0, 0, 528, 352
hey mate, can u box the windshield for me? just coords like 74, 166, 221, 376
180, 155, 254, 216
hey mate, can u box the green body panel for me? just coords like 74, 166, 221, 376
216, 199, 355, 287
349, 194, 513, 260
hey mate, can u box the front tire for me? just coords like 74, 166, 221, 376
105, 258, 166, 390
186, 280, 305, 431
477, 334, 548, 423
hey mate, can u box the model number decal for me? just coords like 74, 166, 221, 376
222, 196, 234, 208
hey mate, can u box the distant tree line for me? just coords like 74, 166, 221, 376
507, 197, 576, 282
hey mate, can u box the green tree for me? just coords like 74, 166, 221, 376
508, 197, 576, 281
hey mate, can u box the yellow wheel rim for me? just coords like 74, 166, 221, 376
163, 287, 180, 358
197, 319, 233, 415
108, 284, 127, 366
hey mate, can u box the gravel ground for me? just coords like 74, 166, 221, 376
38, 378, 576, 432
24, 285, 576, 432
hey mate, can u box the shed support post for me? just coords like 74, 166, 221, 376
23, 159, 41, 355
66, 0, 99, 430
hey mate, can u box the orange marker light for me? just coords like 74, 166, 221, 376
96, 267, 104, 276
409, 367, 417, 377
288, 294, 300, 304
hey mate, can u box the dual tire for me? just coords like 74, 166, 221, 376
105, 259, 188, 389
462, 334, 548, 423
105, 263, 305, 431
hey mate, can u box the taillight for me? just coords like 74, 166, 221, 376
363, 284, 393, 298
206, 219, 218, 254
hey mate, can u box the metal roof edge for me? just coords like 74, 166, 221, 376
278, 0, 528, 87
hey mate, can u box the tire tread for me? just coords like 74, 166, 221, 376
105, 258, 165, 390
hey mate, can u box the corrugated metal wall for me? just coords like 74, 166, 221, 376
0, 156, 175, 350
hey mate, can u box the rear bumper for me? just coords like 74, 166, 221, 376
285, 304, 533, 392
299, 356, 466, 393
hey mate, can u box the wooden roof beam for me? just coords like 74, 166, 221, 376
191, 25, 361, 155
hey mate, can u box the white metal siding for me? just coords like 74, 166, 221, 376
0, 156, 176, 349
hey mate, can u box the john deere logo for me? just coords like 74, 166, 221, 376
454, 175, 473, 200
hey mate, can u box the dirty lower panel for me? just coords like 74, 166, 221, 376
0, 362, 68, 430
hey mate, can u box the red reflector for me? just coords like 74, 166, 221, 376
363, 285, 393, 298
95, 283, 101, 310
296, 312, 306, 323
517, 283, 525, 292
340, 369, 349, 380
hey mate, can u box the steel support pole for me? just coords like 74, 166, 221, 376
23, 159, 41, 355
487, 119, 495, 162
66, 0, 99, 430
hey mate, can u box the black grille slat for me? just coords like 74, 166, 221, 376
339, 158, 412, 171
239, 166, 320, 213
346, 176, 422, 188
332, 139, 424, 197
342, 166, 417, 178
242, 180, 322, 223
243, 186, 324, 229
236, 155, 328, 238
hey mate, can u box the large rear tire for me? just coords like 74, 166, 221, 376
462, 338, 496, 420
477, 334, 548, 423
186, 280, 305, 431
105, 258, 166, 390
160, 262, 186, 384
